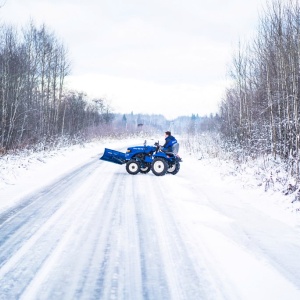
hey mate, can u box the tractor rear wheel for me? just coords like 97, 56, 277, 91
151, 158, 168, 176
167, 162, 180, 175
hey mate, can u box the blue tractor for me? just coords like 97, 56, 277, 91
100, 140, 182, 176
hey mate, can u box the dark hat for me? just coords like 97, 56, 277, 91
165, 131, 171, 136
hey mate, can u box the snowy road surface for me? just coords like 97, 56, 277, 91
1, 144, 300, 299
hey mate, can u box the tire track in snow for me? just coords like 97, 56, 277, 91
9, 166, 145, 300
20, 162, 118, 299
76, 172, 145, 300
0, 160, 230, 299
0, 158, 111, 299
0, 158, 99, 264
133, 174, 224, 300
132, 176, 171, 300
0, 158, 97, 224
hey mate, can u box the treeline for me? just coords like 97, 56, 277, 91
114, 113, 169, 133
0, 22, 113, 152
219, 0, 300, 173
113, 113, 211, 137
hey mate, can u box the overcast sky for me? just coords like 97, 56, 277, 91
1, 0, 269, 119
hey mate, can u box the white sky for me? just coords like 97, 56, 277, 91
0, 0, 268, 119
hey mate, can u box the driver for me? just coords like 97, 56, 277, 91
162, 131, 177, 152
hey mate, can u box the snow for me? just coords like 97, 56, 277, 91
0, 137, 300, 299
0, 138, 140, 212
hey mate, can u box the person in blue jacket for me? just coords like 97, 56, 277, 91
162, 131, 177, 152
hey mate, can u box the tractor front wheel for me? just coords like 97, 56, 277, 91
151, 158, 168, 176
126, 160, 140, 175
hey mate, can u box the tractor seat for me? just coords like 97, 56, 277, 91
171, 143, 179, 154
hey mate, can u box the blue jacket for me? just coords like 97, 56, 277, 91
163, 135, 177, 151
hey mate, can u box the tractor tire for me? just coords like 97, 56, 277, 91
151, 158, 168, 176
126, 160, 140, 175
167, 162, 180, 175
140, 164, 151, 174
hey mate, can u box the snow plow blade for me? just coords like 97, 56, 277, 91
100, 148, 126, 165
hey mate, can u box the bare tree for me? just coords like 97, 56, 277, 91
220, 0, 300, 177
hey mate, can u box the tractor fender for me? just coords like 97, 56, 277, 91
153, 152, 168, 159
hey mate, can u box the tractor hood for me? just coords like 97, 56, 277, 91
126, 145, 157, 154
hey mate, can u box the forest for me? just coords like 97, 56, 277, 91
219, 0, 300, 180
0, 22, 116, 153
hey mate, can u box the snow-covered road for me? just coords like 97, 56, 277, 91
0, 142, 300, 300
